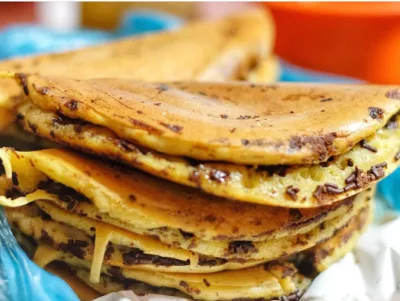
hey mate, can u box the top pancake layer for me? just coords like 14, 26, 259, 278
13, 73, 400, 165
0, 9, 272, 109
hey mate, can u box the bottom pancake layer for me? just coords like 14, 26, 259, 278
11, 199, 371, 301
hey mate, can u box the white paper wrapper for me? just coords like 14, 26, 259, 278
302, 218, 400, 301
94, 218, 400, 301
94, 291, 189, 301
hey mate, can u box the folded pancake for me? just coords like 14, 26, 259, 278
4, 189, 367, 273
8, 74, 400, 166
0, 148, 370, 279
10, 200, 370, 301
0, 148, 370, 237
10, 77, 400, 207
0, 9, 273, 110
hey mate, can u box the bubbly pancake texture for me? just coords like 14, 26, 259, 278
9, 73, 400, 165
16, 102, 400, 207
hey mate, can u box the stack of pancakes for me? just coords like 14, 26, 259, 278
0, 72, 399, 300
0, 10, 276, 152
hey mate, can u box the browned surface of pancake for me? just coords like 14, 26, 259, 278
13, 74, 400, 165
7, 148, 367, 241
0, 9, 273, 109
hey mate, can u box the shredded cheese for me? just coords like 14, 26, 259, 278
190, 252, 199, 269
90, 224, 113, 284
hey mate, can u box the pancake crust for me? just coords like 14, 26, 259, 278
0, 148, 370, 241
45, 251, 311, 301
5, 190, 368, 268
10, 73, 400, 165
29, 205, 370, 301
0, 10, 273, 109
10, 201, 371, 300
5, 203, 265, 274
17, 103, 400, 207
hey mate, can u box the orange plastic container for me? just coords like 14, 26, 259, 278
263, 2, 400, 84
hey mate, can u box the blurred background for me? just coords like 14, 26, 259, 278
1, 2, 400, 84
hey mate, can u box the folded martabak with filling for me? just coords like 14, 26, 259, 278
1, 148, 372, 300
5, 73, 400, 207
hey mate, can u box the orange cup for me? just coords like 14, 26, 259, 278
262, 2, 400, 84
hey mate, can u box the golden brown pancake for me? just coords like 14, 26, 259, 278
0, 9, 273, 109
4, 190, 367, 273
11, 84, 400, 207
10, 201, 370, 301
296, 200, 372, 276
0, 148, 370, 241
8, 74, 400, 166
